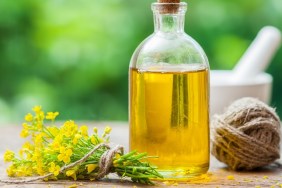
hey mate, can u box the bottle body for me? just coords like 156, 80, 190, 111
129, 2, 209, 180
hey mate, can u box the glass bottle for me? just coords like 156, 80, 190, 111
129, 2, 209, 180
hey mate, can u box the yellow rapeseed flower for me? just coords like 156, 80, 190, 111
20, 123, 30, 138
46, 112, 59, 121
31, 149, 42, 162
80, 125, 88, 137
49, 162, 60, 176
47, 127, 60, 137
22, 142, 32, 150
6, 165, 15, 177
50, 135, 62, 150
20, 129, 29, 138
58, 147, 73, 164
23, 166, 33, 176
15, 166, 30, 177
19, 149, 24, 158
113, 153, 121, 167
32, 106, 42, 114
93, 127, 98, 134
62, 120, 78, 137
66, 169, 77, 180
104, 126, 112, 134
115, 153, 121, 159
68, 184, 78, 188
86, 164, 97, 173
37, 121, 43, 130
36, 161, 45, 176
24, 113, 33, 122
22, 123, 29, 129
227, 175, 235, 180
90, 136, 99, 145
19, 142, 33, 157
73, 134, 82, 144
34, 133, 43, 146
35, 111, 45, 123
4, 150, 15, 162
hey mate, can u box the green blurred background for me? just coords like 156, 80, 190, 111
0, 0, 281, 123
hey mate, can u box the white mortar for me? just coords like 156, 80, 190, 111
210, 70, 273, 115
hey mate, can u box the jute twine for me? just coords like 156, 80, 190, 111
212, 97, 281, 170
0, 143, 124, 184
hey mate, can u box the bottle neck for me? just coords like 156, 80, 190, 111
152, 2, 187, 34
154, 13, 185, 33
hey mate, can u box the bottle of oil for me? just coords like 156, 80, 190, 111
129, 0, 209, 180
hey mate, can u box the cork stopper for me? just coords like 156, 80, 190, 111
157, 0, 181, 14
158, 0, 180, 2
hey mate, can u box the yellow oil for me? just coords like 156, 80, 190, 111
129, 66, 209, 180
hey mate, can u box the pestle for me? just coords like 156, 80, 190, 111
232, 26, 281, 82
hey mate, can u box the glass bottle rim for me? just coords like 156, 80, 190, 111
151, 2, 187, 14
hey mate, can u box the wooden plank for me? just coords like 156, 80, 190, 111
0, 122, 282, 187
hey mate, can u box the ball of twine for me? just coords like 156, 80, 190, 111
211, 97, 281, 170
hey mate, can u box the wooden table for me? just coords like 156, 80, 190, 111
1, 122, 282, 187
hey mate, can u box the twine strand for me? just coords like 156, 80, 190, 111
96, 145, 124, 179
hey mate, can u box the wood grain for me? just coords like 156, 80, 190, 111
1, 122, 282, 187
